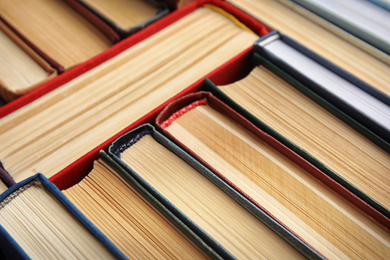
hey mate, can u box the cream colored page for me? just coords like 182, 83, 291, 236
63, 160, 208, 259
0, 8, 257, 182
0, 0, 112, 70
164, 104, 390, 260
228, 0, 390, 96
0, 182, 115, 259
220, 66, 390, 210
0, 29, 48, 92
121, 134, 305, 260
82, 0, 159, 29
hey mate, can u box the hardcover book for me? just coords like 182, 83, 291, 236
0, 1, 265, 183
63, 155, 210, 259
254, 31, 390, 142
108, 123, 320, 259
227, 0, 390, 96
0, 1, 388, 258
202, 50, 390, 220
156, 91, 390, 259
0, 20, 56, 102
0, 173, 126, 259
0, 0, 118, 72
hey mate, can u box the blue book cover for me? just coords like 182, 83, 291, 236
0, 173, 126, 259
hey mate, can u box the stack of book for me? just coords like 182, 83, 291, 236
0, 0, 169, 102
0, 0, 389, 259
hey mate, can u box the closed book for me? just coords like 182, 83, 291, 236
254, 31, 390, 143
227, 0, 390, 97
108, 123, 321, 259
0, 0, 264, 184
63, 151, 211, 259
0, 173, 126, 259
202, 48, 390, 222
202, 48, 390, 221
0, 0, 119, 72
155, 91, 390, 259
0, 20, 57, 102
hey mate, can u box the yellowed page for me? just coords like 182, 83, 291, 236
0, 0, 112, 70
219, 66, 390, 209
63, 159, 208, 259
121, 134, 305, 259
0, 29, 48, 94
164, 100, 390, 259
0, 181, 116, 259
228, 0, 390, 96
0, 8, 258, 182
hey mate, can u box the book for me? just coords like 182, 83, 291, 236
63, 156, 211, 259
2, 0, 388, 258
0, 0, 267, 117
254, 31, 390, 143
0, 3, 263, 183
0, 20, 56, 102
0, 0, 117, 72
108, 123, 318, 259
156, 91, 390, 259
289, 0, 390, 55
0, 173, 126, 259
227, 0, 390, 97
203, 50, 390, 219
77, 0, 169, 38
203, 51, 390, 219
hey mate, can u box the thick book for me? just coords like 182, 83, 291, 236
0, 20, 57, 102
77, 0, 169, 38
0, 0, 267, 118
63, 153, 212, 259
0, 0, 119, 72
0, 173, 126, 259
254, 31, 390, 143
108, 123, 321, 259
227, 0, 390, 97
202, 50, 390, 221
0, 0, 265, 183
109, 125, 321, 259
155, 91, 390, 259
289, 0, 390, 55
